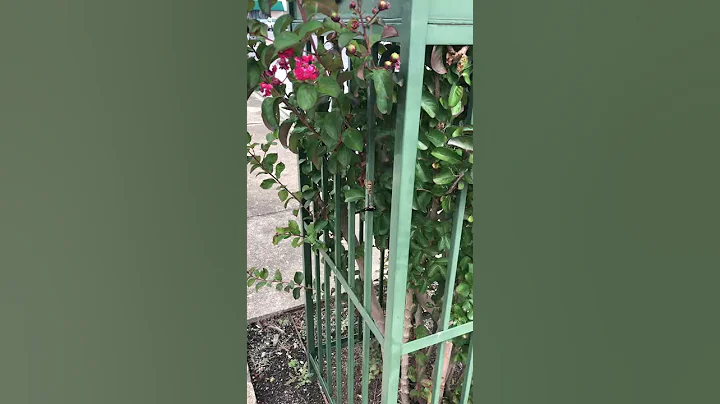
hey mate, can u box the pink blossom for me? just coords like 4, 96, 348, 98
293, 56, 319, 81
260, 82, 274, 97
277, 58, 290, 70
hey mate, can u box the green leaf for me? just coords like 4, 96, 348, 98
414, 325, 429, 339
296, 20, 324, 38
296, 84, 318, 111
258, 0, 271, 16
420, 92, 440, 118
278, 120, 292, 148
448, 84, 464, 107
415, 163, 432, 183
293, 272, 304, 284
433, 167, 455, 185
260, 179, 275, 189
278, 189, 289, 202
288, 220, 300, 235
247, 277, 256, 287
342, 128, 364, 151
264, 153, 278, 166
431, 147, 462, 164
248, 0, 256, 13
261, 97, 280, 130
292, 287, 301, 300
273, 31, 301, 51
344, 188, 365, 203
276, 283, 284, 291
451, 100, 463, 116
275, 162, 286, 177
336, 144, 352, 166
447, 135, 473, 151
259, 268, 269, 279
339, 32, 356, 48
248, 59, 261, 96
425, 129, 446, 147
320, 110, 342, 146
288, 131, 300, 153
372, 69, 394, 115
256, 281, 266, 291
274, 269, 282, 281
317, 76, 342, 98
456, 282, 471, 297
274, 14, 293, 33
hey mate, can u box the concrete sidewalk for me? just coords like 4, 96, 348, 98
245, 91, 383, 322
247, 92, 302, 322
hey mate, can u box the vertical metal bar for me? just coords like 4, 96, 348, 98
378, 249, 385, 309
382, 1, 431, 403
299, 152, 316, 360
322, 158, 332, 390
334, 173, 343, 402
458, 335, 474, 404
430, 186, 468, 404
347, 201, 356, 404
315, 249, 323, 365
361, 42, 379, 404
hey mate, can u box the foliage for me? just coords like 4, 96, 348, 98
247, 0, 472, 402
286, 358, 314, 387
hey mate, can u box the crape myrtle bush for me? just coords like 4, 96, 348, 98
246, 1, 472, 402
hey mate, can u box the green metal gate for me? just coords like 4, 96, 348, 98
292, 1, 474, 403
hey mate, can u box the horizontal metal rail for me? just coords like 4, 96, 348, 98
401, 321, 474, 355
318, 248, 385, 346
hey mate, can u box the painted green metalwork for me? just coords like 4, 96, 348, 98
346, 201, 356, 403
381, 0, 432, 402
289, 1, 474, 402
334, 173, 343, 402
299, 150, 316, 361
431, 186, 468, 404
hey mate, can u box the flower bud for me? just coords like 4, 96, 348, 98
349, 1, 356, 9
378, 1, 390, 11
347, 44, 357, 55
331, 12, 340, 22
384, 60, 393, 69
390, 52, 400, 62
372, 7, 379, 14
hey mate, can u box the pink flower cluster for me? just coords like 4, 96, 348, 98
258, 48, 320, 97
260, 82, 273, 97
293, 55, 319, 81
259, 65, 281, 96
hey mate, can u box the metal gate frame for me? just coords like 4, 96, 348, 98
291, 1, 474, 403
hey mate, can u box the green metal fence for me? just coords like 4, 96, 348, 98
293, 1, 473, 403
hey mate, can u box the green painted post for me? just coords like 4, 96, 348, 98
334, 173, 343, 403
299, 152, 316, 360
381, 1, 431, 403
431, 186, 468, 404
361, 42, 379, 404
347, 201, 356, 404
459, 334, 474, 404
321, 158, 333, 391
